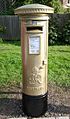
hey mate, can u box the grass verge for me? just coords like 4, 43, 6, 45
0, 42, 70, 88
0, 42, 22, 88
48, 46, 70, 88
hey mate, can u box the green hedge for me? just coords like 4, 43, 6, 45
49, 19, 70, 45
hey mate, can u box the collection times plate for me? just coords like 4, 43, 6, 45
29, 36, 40, 54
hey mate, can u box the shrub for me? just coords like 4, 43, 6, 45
0, 25, 6, 33
49, 18, 70, 45
62, 20, 70, 45
64, 8, 70, 13
0, 38, 3, 43
48, 0, 64, 13
49, 17, 60, 45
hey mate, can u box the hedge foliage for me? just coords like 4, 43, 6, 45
49, 18, 70, 45
0, 15, 70, 45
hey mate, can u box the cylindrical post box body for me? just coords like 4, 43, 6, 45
15, 4, 54, 117
21, 16, 48, 116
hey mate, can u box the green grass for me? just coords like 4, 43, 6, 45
0, 42, 70, 88
0, 42, 22, 88
48, 46, 70, 88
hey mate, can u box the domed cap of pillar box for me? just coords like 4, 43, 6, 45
15, 4, 54, 15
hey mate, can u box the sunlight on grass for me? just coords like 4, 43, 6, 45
0, 42, 22, 87
48, 46, 70, 88
0, 42, 70, 88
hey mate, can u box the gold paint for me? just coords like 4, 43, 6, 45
15, 4, 54, 96
27, 66, 43, 85
15, 4, 54, 15
22, 20, 48, 96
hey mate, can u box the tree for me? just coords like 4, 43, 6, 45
48, 0, 64, 13
0, 0, 64, 14
32, 0, 50, 5
12, 0, 32, 8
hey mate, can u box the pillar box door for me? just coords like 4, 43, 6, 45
15, 4, 54, 117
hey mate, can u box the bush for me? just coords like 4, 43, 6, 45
48, 0, 64, 13
49, 18, 70, 45
0, 25, 6, 33
0, 38, 3, 43
62, 20, 70, 45
64, 8, 70, 13
49, 17, 61, 45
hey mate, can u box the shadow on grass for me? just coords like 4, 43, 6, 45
1, 40, 21, 46
0, 93, 70, 117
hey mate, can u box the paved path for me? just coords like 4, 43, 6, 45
8, 116, 70, 119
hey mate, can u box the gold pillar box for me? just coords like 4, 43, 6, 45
15, 4, 54, 117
